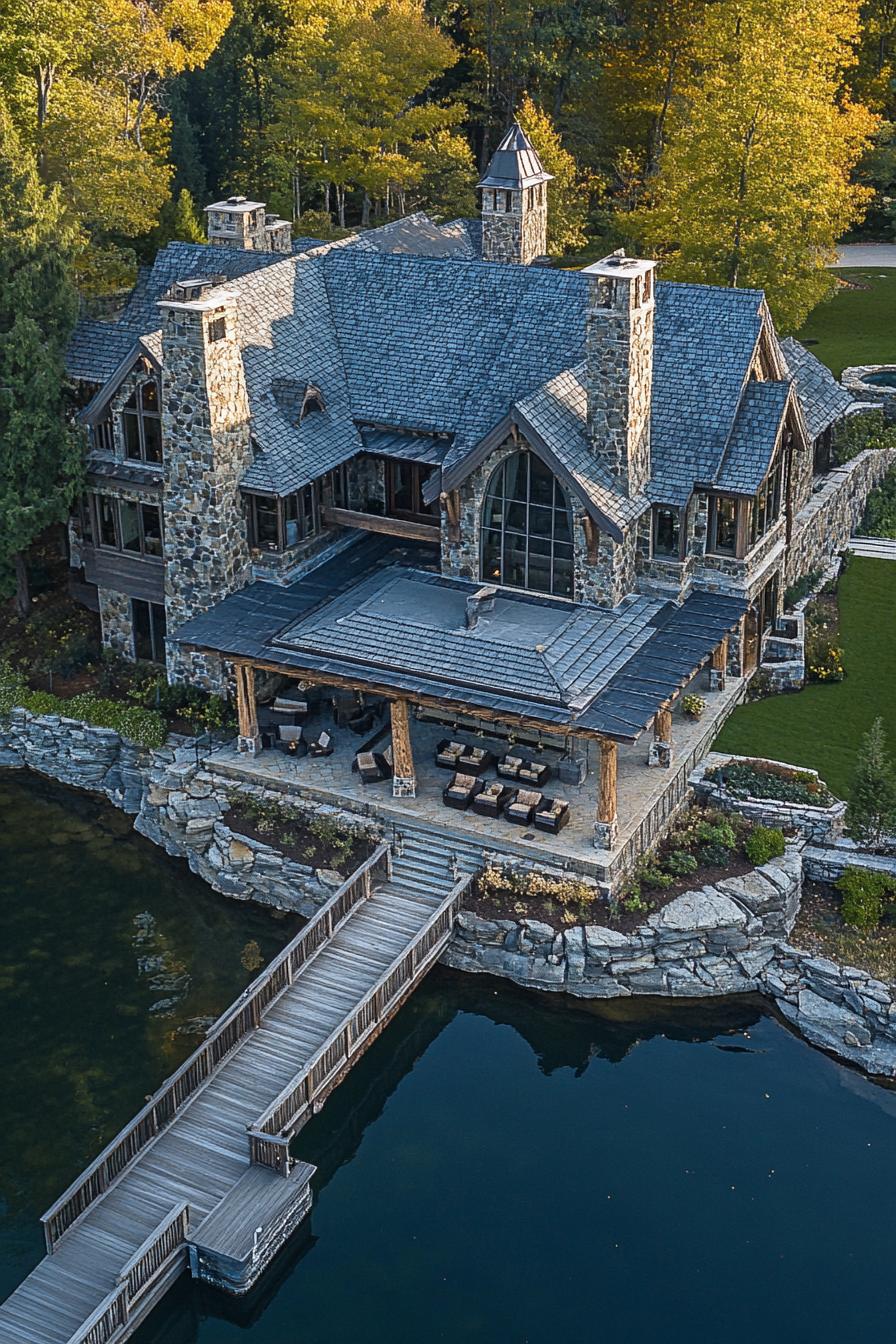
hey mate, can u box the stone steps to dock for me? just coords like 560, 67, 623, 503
0, 843, 473, 1344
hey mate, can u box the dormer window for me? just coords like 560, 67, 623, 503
122, 379, 162, 464
301, 385, 325, 420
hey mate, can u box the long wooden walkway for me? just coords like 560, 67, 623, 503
0, 842, 471, 1344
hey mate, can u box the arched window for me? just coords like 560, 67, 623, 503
122, 379, 162, 463
481, 450, 574, 598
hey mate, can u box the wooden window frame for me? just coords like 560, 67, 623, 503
650, 505, 683, 560
247, 486, 322, 553
131, 599, 167, 664
707, 494, 745, 558
385, 461, 439, 525
121, 378, 163, 464
90, 494, 163, 558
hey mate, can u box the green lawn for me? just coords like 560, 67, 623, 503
713, 557, 896, 798
793, 268, 896, 377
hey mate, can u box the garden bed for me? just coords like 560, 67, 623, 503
793, 879, 896, 984
222, 794, 376, 876
468, 805, 786, 933
704, 758, 834, 806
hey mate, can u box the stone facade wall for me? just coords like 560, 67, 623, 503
691, 520, 786, 603
585, 272, 654, 499
97, 588, 135, 660
769, 945, 896, 1076
691, 753, 846, 844
160, 291, 253, 690
481, 188, 546, 265
786, 447, 896, 584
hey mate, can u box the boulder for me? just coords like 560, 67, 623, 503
648, 888, 747, 934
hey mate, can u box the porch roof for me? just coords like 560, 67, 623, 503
173, 536, 745, 743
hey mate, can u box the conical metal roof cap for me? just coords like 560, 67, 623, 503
477, 120, 554, 190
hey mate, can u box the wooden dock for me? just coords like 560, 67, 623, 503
0, 842, 472, 1344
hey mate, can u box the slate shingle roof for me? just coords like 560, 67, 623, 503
172, 535, 745, 741
779, 336, 855, 441
477, 122, 553, 190
714, 379, 790, 494
69, 220, 799, 514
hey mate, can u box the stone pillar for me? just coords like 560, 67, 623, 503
159, 284, 253, 690
390, 698, 416, 798
594, 738, 618, 850
710, 636, 729, 691
235, 663, 261, 754
583, 254, 656, 499
648, 705, 673, 768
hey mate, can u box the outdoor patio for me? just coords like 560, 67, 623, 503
204, 666, 746, 883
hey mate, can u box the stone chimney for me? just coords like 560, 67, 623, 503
158, 282, 253, 687
478, 122, 553, 266
205, 196, 292, 254
582, 251, 656, 499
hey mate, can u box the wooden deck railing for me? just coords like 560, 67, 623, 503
42, 843, 391, 1252
249, 872, 473, 1173
64, 1203, 190, 1344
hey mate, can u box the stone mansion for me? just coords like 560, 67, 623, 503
64, 122, 885, 856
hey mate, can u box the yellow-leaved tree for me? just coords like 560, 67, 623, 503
516, 93, 589, 256
626, 0, 877, 328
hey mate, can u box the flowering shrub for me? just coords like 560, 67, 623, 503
682, 693, 706, 718
807, 643, 845, 682
478, 864, 600, 924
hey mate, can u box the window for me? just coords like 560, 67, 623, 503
122, 379, 163, 464
749, 454, 784, 547
651, 506, 680, 558
91, 495, 163, 558
322, 464, 349, 509
504, 190, 513, 212
481, 450, 573, 599
385, 461, 438, 523
249, 488, 321, 551
91, 416, 115, 454
208, 316, 226, 342
708, 495, 739, 556
132, 600, 167, 664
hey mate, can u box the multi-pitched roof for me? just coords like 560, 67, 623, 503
69, 214, 837, 514
779, 336, 857, 441
173, 536, 746, 741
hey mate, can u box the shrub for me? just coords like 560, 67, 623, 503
860, 465, 896, 539
744, 826, 786, 866
682, 693, 705, 718
700, 843, 733, 868
832, 409, 896, 466
0, 665, 167, 748
837, 867, 896, 930
806, 642, 845, 683
695, 819, 737, 851
666, 849, 699, 876
846, 717, 896, 849
634, 856, 674, 891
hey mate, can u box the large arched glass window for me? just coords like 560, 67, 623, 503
481, 450, 574, 598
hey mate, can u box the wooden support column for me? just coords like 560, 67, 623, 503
390, 698, 416, 798
710, 635, 729, 691
594, 738, 618, 850
235, 664, 261, 755
648, 704, 673, 768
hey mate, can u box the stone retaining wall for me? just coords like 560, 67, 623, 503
786, 447, 896, 584
443, 845, 802, 999
691, 753, 846, 844
3, 707, 896, 1079
0, 706, 378, 918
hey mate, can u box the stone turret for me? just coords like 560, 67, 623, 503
583, 251, 657, 499
478, 122, 553, 265
159, 279, 253, 687
205, 196, 292, 254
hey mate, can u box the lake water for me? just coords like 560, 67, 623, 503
1, 773, 893, 1343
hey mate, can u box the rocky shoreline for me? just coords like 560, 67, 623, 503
2, 705, 896, 1080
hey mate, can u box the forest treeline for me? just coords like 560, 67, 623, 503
3, 0, 896, 325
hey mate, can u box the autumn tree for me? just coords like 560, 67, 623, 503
268, 0, 464, 226
627, 0, 877, 328
0, 113, 82, 614
516, 93, 589, 255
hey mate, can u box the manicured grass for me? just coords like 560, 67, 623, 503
793, 269, 896, 377
713, 557, 896, 799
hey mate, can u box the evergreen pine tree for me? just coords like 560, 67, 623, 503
846, 717, 896, 848
0, 111, 83, 614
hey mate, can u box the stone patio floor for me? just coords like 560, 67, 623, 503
205, 670, 747, 881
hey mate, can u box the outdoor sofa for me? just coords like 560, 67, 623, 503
442, 772, 483, 810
